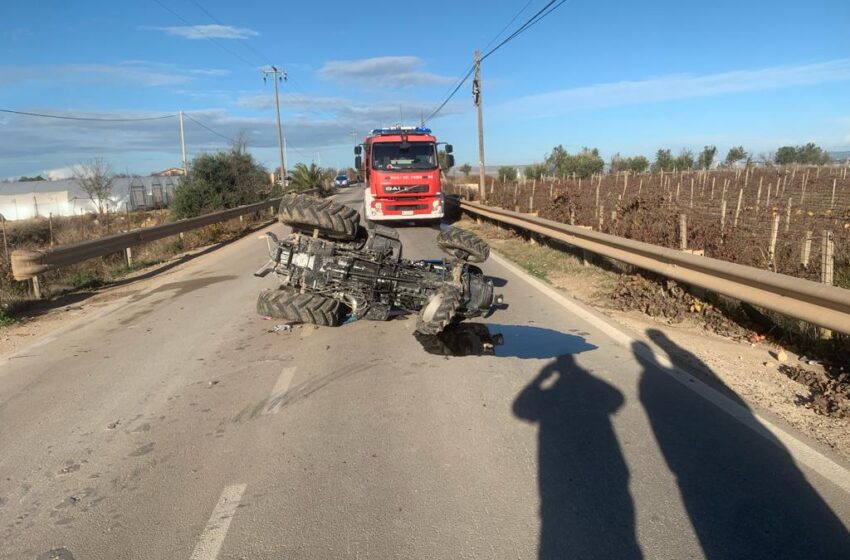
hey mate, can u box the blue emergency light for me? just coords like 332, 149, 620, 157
370, 126, 432, 136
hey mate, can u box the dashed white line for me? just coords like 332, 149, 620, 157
189, 483, 246, 560
265, 366, 296, 415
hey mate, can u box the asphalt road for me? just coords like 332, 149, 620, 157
2, 187, 849, 559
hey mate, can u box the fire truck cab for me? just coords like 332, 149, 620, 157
355, 126, 453, 223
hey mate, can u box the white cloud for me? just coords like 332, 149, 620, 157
153, 24, 258, 40
2, 62, 191, 87
236, 91, 463, 124
189, 68, 231, 76
317, 56, 455, 87
496, 59, 850, 117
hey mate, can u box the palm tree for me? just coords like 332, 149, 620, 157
289, 163, 322, 191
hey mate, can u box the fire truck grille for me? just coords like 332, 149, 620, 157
386, 204, 429, 211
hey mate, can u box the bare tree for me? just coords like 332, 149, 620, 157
73, 158, 115, 214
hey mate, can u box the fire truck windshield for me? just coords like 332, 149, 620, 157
372, 142, 437, 171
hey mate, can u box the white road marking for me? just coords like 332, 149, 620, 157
265, 366, 296, 415
189, 483, 246, 560
490, 250, 850, 494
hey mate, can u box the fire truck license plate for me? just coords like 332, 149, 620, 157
402, 210, 414, 216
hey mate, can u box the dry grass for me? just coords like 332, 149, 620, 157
0, 209, 273, 314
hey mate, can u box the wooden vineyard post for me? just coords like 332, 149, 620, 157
766, 182, 772, 207
800, 230, 813, 268
679, 214, 688, 250
820, 231, 834, 285
675, 182, 680, 201
756, 177, 763, 211
513, 182, 519, 212
48, 213, 54, 247
720, 199, 727, 235
531, 180, 536, 212
734, 188, 743, 227
595, 182, 600, 220
598, 203, 604, 231
690, 178, 694, 208
638, 177, 643, 195
831, 178, 837, 210
800, 173, 807, 206
549, 182, 553, 199
768, 214, 780, 270
785, 198, 793, 233
710, 177, 716, 199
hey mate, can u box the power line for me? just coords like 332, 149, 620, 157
425, 1, 566, 123
480, 0, 568, 62
427, 2, 533, 120
0, 108, 177, 122
482, 0, 536, 52
182, 113, 236, 143
424, 66, 475, 123
149, 0, 260, 70
187, 0, 274, 66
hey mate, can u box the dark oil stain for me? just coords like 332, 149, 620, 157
37, 548, 76, 560
57, 463, 80, 475
130, 423, 151, 433
129, 275, 238, 304
130, 443, 154, 457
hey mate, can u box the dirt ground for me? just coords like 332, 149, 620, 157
455, 217, 850, 461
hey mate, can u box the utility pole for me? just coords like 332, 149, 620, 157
263, 66, 287, 185
473, 49, 487, 203
179, 111, 187, 175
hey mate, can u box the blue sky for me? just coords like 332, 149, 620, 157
1, 0, 849, 178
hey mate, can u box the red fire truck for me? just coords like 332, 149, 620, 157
355, 126, 453, 223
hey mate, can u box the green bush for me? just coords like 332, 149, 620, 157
171, 149, 269, 219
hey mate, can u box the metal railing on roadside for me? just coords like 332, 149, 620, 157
10, 199, 281, 284
460, 200, 850, 336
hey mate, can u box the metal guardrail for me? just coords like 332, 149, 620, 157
460, 200, 850, 335
11, 197, 287, 281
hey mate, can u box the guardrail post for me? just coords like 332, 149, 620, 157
125, 247, 134, 268
1, 217, 8, 261
31, 276, 41, 300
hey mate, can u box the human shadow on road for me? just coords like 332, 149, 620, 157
513, 354, 642, 559
636, 329, 850, 559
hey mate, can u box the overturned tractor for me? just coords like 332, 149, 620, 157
255, 194, 501, 334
